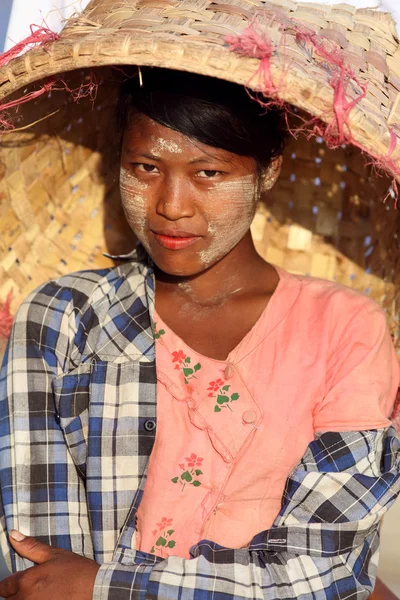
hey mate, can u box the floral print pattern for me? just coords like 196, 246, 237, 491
154, 322, 166, 340
171, 453, 203, 491
172, 350, 201, 385
208, 381, 240, 413
150, 517, 176, 556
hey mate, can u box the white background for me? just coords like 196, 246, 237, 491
1, 0, 90, 51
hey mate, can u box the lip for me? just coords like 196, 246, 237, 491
152, 228, 202, 238
153, 233, 202, 250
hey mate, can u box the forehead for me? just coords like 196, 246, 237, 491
125, 116, 190, 153
122, 113, 251, 167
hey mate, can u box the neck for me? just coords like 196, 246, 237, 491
154, 232, 273, 307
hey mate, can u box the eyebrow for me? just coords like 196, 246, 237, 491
188, 156, 232, 165
126, 151, 232, 165
127, 152, 161, 161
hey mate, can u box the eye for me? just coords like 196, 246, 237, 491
133, 163, 159, 173
197, 170, 223, 179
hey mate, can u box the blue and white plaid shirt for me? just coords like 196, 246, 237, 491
0, 248, 399, 600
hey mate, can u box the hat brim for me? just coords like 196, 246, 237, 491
1, 2, 400, 181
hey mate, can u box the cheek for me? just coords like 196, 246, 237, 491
205, 175, 257, 230
119, 167, 149, 234
198, 175, 258, 267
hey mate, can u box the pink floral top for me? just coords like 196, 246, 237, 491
135, 267, 399, 559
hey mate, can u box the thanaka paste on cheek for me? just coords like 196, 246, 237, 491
199, 174, 257, 267
119, 165, 151, 253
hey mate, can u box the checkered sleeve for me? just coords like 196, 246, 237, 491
93, 425, 400, 600
0, 277, 96, 572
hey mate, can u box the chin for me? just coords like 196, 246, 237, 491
149, 251, 209, 278
141, 236, 222, 276
153, 259, 203, 277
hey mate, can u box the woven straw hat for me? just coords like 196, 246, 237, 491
0, 0, 400, 386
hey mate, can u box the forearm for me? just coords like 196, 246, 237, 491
93, 542, 372, 600
93, 426, 400, 600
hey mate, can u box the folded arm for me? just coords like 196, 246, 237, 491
94, 426, 400, 600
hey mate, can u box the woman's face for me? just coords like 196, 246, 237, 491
120, 113, 260, 276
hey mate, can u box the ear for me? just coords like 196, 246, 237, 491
261, 155, 283, 192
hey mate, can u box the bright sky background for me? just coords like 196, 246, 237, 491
1, 0, 399, 52
2, 0, 90, 51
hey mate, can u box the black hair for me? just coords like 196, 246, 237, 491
116, 67, 287, 170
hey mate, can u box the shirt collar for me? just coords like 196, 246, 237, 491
103, 242, 153, 267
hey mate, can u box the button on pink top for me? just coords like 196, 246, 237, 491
136, 267, 399, 559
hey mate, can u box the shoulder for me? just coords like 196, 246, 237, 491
289, 271, 385, 318
19, 267, 116, 315
11, 262, 150, 370
279, 270, 389, 343
16, 262, 147, 322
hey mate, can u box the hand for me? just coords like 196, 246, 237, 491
0, 530, 100, 599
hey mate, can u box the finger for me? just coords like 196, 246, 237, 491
0, 572, 19, 598
8, 531, 61, 565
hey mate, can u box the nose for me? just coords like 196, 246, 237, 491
155, 176, 195, 221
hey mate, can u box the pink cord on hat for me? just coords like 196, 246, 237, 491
0, 25, 59, 68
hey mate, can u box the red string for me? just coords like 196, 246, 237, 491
294, 28, 367, 145
0, 80, 55, 129
226, 27, 278, 96
0, 25, 59, 68
225, 16, 400, 205
0, 24, 60, 129
57, 71, 99, 102
0, 290, 13, 340
0, 70, 98, 130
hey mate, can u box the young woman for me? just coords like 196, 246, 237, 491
0, 68, 399, 600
